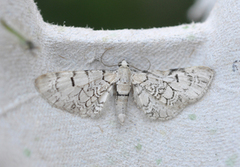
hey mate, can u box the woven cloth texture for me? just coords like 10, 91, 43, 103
0, 0, 239, 166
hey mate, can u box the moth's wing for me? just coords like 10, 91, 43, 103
35, 70, 118, 117
131, 67, 214, 120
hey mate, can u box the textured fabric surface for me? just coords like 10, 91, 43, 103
187, 0, 217, 21
0, 0, 239, 166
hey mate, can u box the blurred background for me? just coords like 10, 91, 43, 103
34, 0, 196, 30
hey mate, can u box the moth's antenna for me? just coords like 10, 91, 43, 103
100, 47, 118, 67
145, 58, 151, 71
189, 49, 195, 58
129, 57, 151, 71
129, 64, 142, 71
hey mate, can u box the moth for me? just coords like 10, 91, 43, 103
35, 60, 214, 124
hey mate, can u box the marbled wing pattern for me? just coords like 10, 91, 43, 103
131, 67, 214, 120
35, 70, 118, 117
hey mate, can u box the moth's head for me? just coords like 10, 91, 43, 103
118, 60, 129, 67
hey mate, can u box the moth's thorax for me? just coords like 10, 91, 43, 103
116, 64, 131, 94
118, 60, 129, 68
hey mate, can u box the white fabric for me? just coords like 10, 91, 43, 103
0, 0, 239, 166
187, 0, 217, 21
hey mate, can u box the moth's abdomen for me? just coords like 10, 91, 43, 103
115, 65, 131, 124
116, 95, 128, 124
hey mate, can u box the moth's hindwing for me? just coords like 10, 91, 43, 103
131, 66, 214, 120
35, 70, 117, 117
